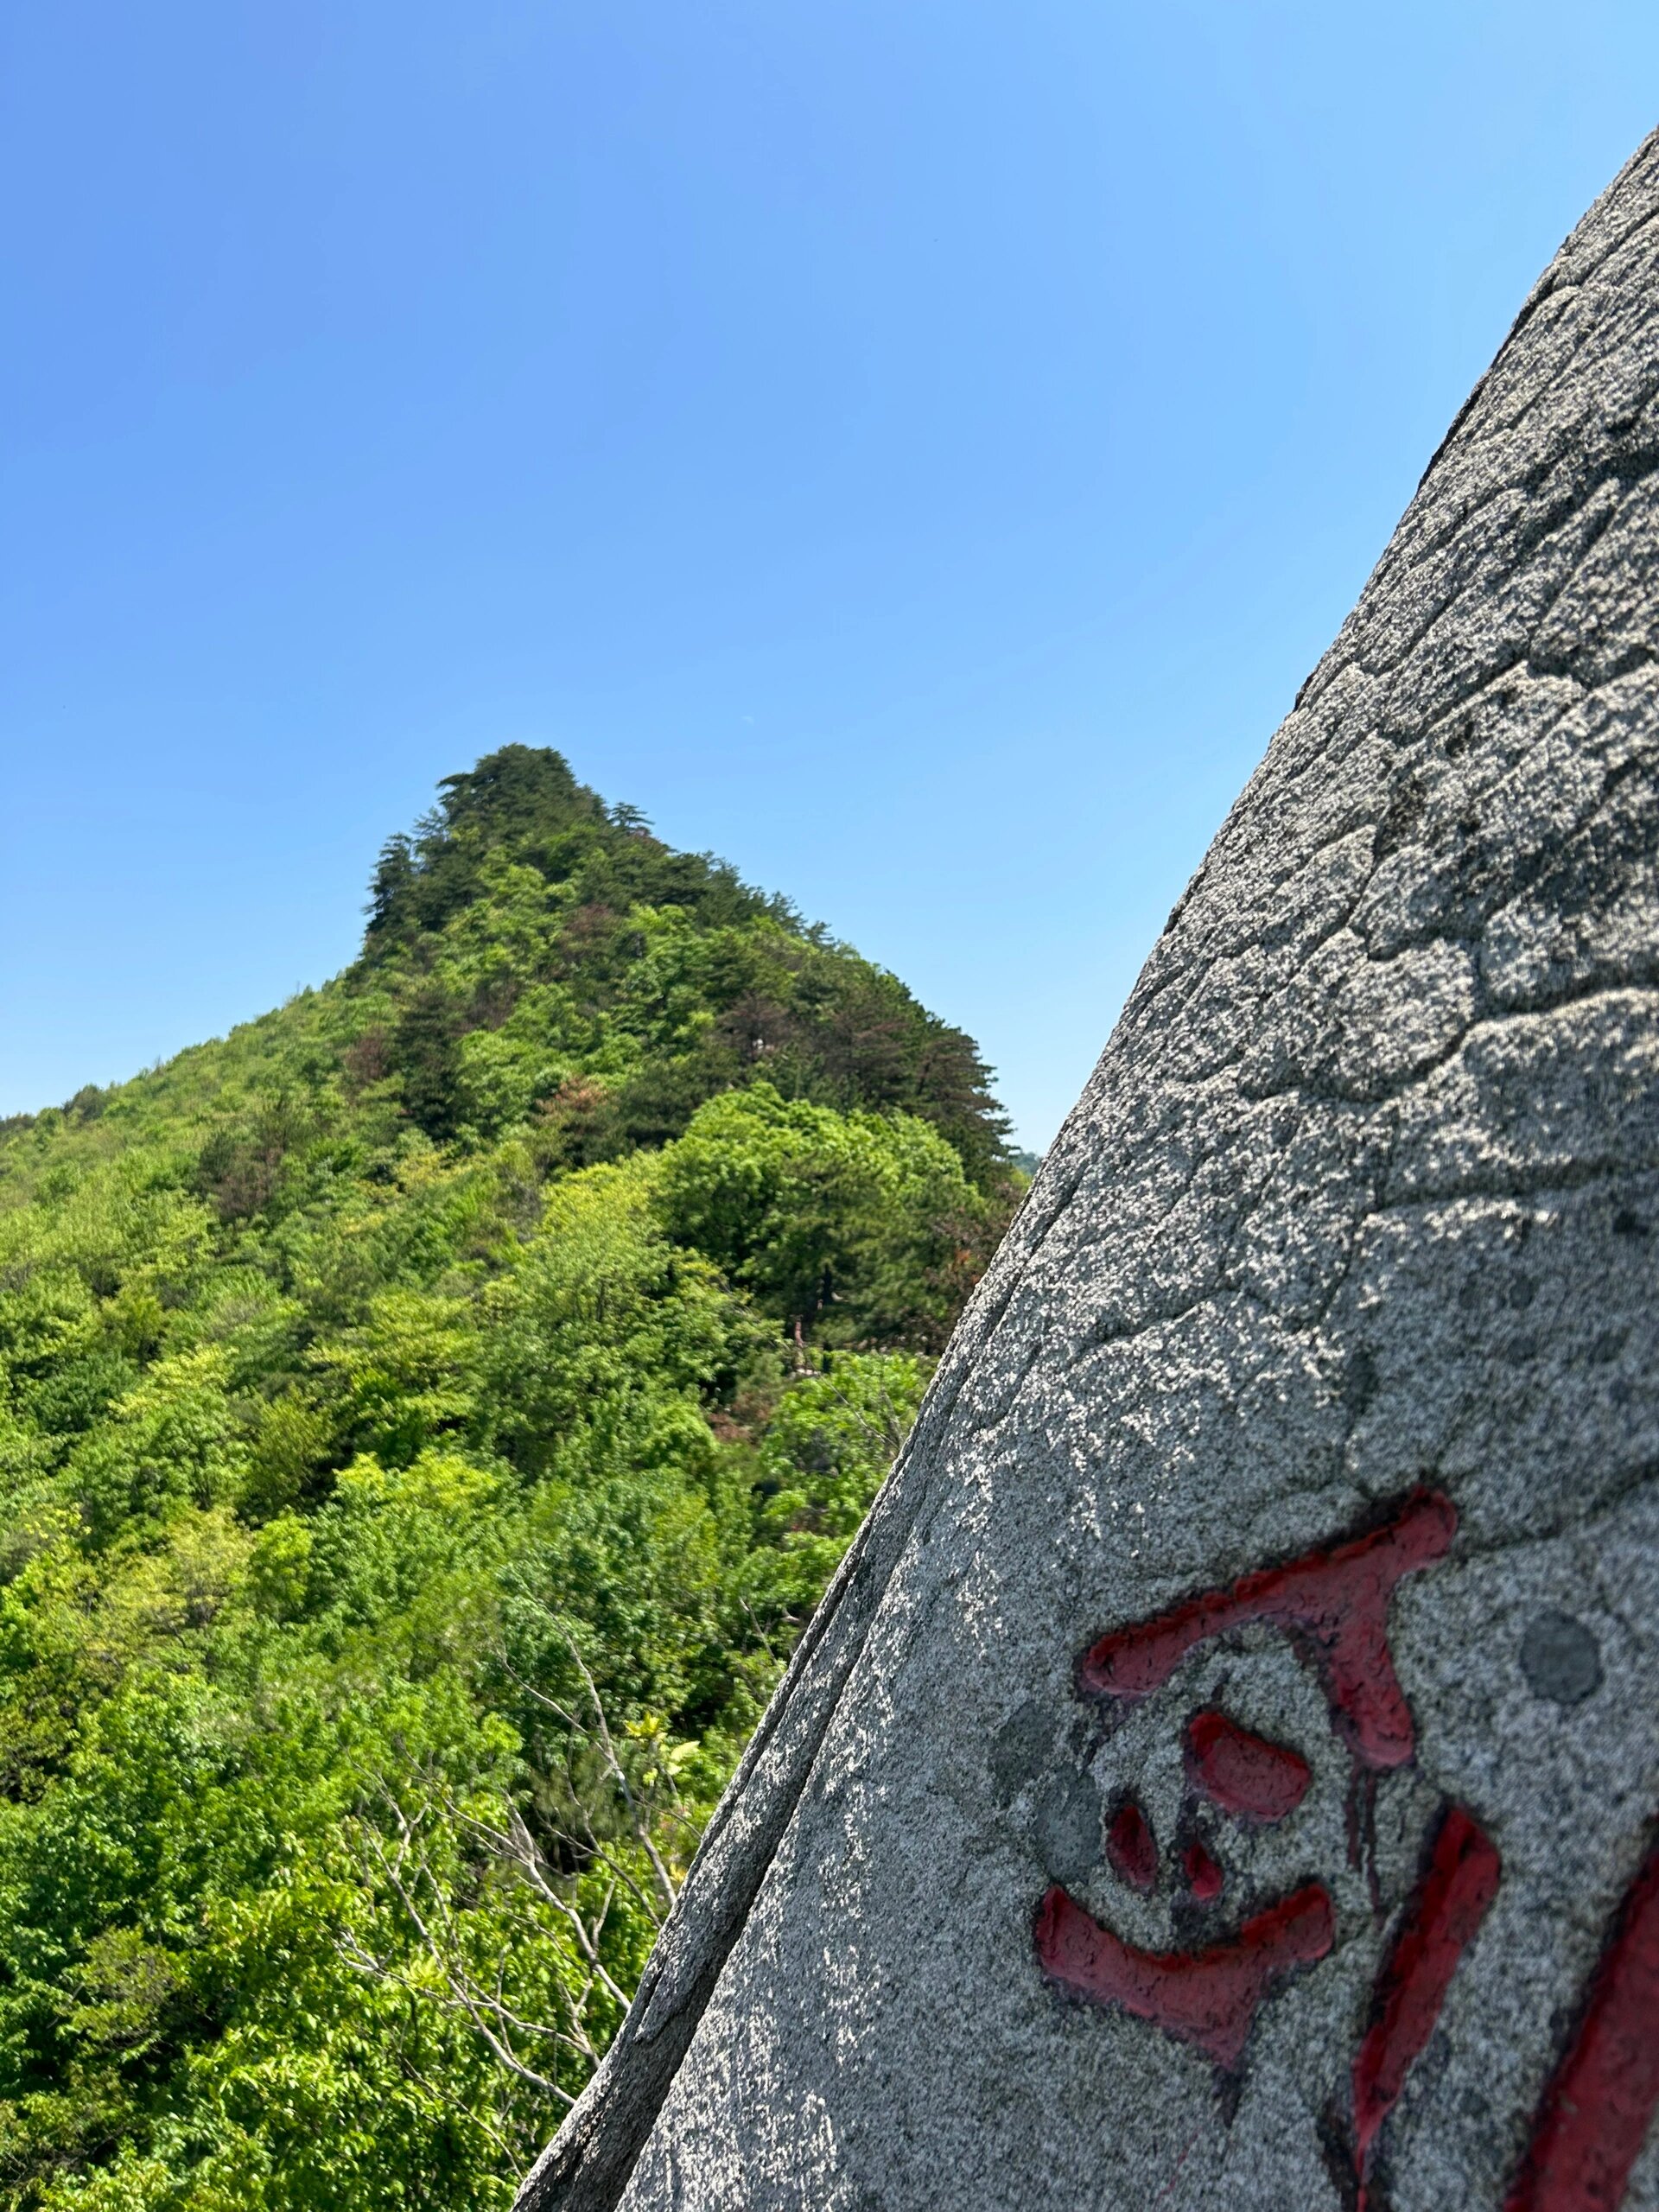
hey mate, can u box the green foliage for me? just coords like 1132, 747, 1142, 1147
731, 1352, 930, 1642
0, 750, 1014, 2206
353, 745, 1008, 1174
657, 1084, 992, 1348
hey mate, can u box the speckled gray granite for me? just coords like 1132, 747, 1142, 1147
519, 132, 1659, 2212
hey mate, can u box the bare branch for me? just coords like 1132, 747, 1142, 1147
334, 1618, 708, 2125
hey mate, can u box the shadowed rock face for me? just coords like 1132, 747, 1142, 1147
519, 131, 1659, 2212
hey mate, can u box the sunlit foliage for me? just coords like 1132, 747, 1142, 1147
0, 752, 1017, 2207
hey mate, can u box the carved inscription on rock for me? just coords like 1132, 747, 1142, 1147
1033, 1490, 1659, 2209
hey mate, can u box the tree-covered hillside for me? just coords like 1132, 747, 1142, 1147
0, 750, 1017, 2209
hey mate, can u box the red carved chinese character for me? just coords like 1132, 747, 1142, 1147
1185, 1708, 1311, 1824
1036, 1487, 1510, 2204
1503, 1831, 1659, 2212
1351, 1803, 1502, 2209
1076, 1486, 1456, 1769
1034, 1881, 1334, 2075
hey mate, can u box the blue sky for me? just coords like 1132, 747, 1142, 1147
4, 3, 1657, 1148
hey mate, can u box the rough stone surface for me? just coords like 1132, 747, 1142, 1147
519, 132, 1659, 2212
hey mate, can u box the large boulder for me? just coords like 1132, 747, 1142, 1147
522, 130, 1659, 2212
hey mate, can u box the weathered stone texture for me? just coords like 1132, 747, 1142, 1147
521, 131, 1659, 2212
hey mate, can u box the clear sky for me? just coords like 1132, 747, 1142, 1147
3, 3, 1657, 1148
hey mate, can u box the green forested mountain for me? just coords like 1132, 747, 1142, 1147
0, 750, 1017, 2209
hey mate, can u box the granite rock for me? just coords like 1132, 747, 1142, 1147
519, 130, 1659, 2212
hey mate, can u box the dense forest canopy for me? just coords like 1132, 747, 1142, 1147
0, 750, 1019, 2209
